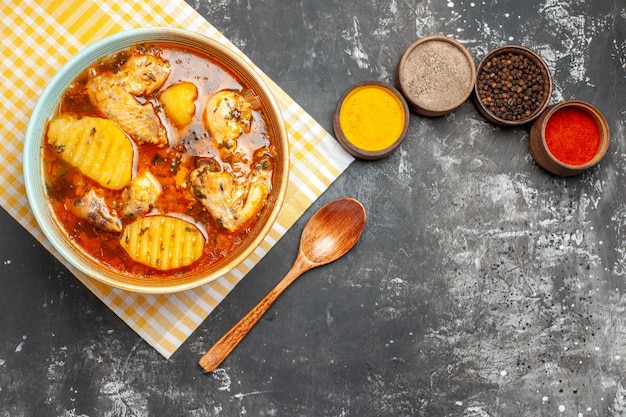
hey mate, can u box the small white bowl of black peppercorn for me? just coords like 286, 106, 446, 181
474, 45, 553, 126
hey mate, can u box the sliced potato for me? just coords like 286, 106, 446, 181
47, 114, 134, 190
159, 82, 198, 127
119, 215, 205, 270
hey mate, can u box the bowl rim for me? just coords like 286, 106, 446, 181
396, 34, 476, 117
23, 27, 289, 293
473, 44, 553, 126
538, 99, 610, 171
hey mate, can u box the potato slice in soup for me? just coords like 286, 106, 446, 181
47, 114, 134, 190
159, 82, 198, 128
120, 215, 205, 270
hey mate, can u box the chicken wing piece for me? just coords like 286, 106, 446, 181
70, 189, 122, 233
203, 90, 253, 156
88, 83, 168, 147
189, 157, 271, 232
87, 54, 171, 147
117, 54, 171, 96
121, 171, 163, 218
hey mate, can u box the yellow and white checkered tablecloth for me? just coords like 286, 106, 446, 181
0, 0, 353, 358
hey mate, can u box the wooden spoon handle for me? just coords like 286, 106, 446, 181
199, 256, 311, 372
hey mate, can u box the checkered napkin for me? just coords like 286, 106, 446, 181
0, 0, 353, 358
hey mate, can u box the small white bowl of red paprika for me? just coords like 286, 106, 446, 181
529, 100, 609, 176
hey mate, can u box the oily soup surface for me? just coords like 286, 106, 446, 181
43, 43, 277, 278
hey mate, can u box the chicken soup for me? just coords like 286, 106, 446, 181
43, 43, 278, 278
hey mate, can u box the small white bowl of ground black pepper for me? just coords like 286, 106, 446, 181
474, 45, 553, 126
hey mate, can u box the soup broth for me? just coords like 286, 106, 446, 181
43, 43, 277, 279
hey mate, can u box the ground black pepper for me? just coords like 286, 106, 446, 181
476, 50, 549, 122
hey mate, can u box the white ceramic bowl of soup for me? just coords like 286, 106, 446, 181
23, 27, 289, 293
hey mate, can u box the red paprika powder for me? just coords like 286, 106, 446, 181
545, 107, 600, 165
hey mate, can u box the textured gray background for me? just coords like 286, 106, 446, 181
1, 0, 625, 416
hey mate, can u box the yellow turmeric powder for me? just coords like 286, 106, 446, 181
338, 84, 406, 152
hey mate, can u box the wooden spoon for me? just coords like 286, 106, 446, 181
199, 197, 366, 372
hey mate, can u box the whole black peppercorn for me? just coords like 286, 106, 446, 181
476, 47, 550, 123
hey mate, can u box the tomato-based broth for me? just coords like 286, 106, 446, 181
42, 43, 277, 278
